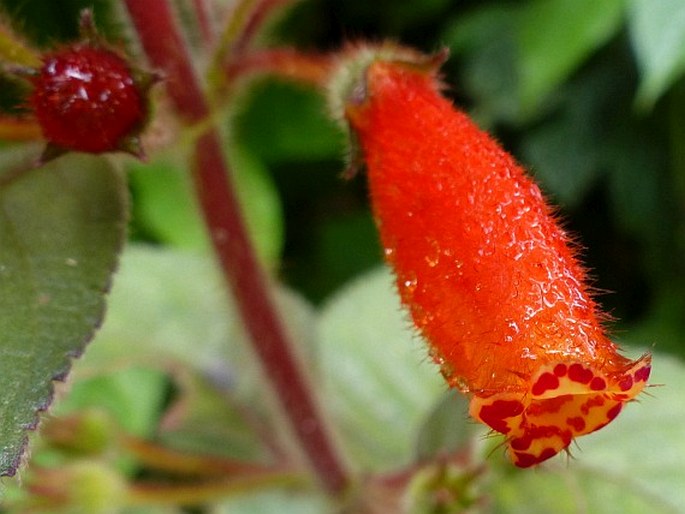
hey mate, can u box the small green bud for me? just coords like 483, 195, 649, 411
43, 409, 116, 456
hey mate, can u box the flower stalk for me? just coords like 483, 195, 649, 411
123, 0, 349, 495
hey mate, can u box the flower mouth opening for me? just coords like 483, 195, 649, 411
470, 355, 651, 467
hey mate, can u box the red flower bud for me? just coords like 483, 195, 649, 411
337, 51, 650, 467
30, 44, 147, 155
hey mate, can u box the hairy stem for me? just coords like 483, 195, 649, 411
192, 0, 217, 46
123, 0, 349, 495
231, 0, 297, 54
214, 0, 296, 65
226, 48, 333, 86
209, 0, 298, 95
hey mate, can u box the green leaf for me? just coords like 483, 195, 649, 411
157, 369, 268, 460
517, 0, 625, 117
129, 157, 205, 249
84, 244, 315, 379
129, 144, 283, 268
489, 467, 663, 514
0, 153, 127, 475
81, 244, 317, 458
444, 1, 625, 124
576, 353, 685, 510
415, 392, 475, 462
121, 508, 184, 514
54, 366, 168, 438
212, 489, 329, 514
628, 0, 685, 109
318, 267, 445, 471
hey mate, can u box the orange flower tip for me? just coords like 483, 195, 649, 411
470, 354, 652, 468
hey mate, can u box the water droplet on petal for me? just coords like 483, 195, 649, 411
425, 239, 441, 267
401, 274, 418, 295
384, 246, 396, 261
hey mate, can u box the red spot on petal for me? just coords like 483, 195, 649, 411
532, 372, 560, 396
527, 394, 573, 416
607, 403, 622, 421
514, 452, 538, 468
529, 425, 566, 442
553, 364, 567, 377
478, 400, 524, 434
568, 364, 593, 384
590, 377, 607, 391
514, 447, 559, 468
581, 395, 605, 415
618, 376, 633, 392
510, 435, 532, 451
566, 416, 586, 432
634, 365, 651, 383
539, 447, 558, 462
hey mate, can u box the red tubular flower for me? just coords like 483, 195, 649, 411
334, 49, 651, 467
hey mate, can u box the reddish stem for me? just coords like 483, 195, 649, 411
123, 0, 349, 496
123, 1, 207, 123
226, 48, 333, 86
192, 0, 216, 47
233, 0, 296, 54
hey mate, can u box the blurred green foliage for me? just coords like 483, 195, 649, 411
0, 0, 117, 45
